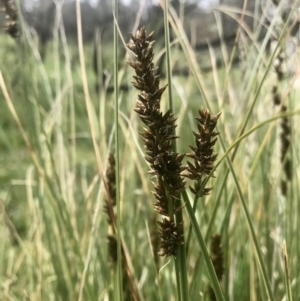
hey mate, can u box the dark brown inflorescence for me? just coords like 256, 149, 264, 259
128, 27, 185, 257
269, 2, 293, 197
273, 99, 292, 196
104, 154, 139, 301
0, 0, 19, 38
279, 105, 292, 196
103, 153, 117, 263
106, 235, 135, 301
103, 153, 116, 226
185, 109, 221, 197
208, 234, 224, 301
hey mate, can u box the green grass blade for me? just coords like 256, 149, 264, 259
283, 241, 293, 301
163, 1, 189, 300
182, 190, 225, 301
113, 1, 123, 300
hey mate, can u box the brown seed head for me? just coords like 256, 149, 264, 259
128, 27, 185, 257
185, 109, 221, 196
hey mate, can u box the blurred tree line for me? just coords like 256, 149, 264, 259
0, 0, 273, 44
0, 0, 298, 67
1, 1, 297, 48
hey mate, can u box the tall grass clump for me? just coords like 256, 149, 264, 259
1, 0, 300, 300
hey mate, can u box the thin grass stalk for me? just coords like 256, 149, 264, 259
283, 241, 293, 301
25, 30, 53, 104
218, 0, 248, 107
218, 136, 275, 301
75, 1, 121, 299
204, 175, 228, 242
0, 72, 42, 175
113, 1, 123, 300
182, 190, 225, 301
162, 1, 188, 300
222, 201, 229, 301
189, 178, 229, 296
53, 0, 62, 98
58, 15, 77, 172
11, 0, 38, 144
37, 189, 71, 298
105, 150, 141, 301
185, 195, 199, 255
75, 0, 108, 206
253, 0, 265, 37
163, 0, 174, 114
95, 30, 109, 156
77, 198, 103, 301
13, 0, 25, 34
294, 150, 300, 299
167, 4, 209, 107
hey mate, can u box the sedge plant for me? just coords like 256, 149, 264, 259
1, 0, 300, 301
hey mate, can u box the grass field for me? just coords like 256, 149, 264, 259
1, 0, 300, 300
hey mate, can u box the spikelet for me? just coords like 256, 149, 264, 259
270, 1, 292, 197
103, 153, 116, 226
185, 109, 221, 197
103, 154, 139, 301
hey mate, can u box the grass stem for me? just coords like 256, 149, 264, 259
163, 1, 189, 300
183, 190, 225, 301
113, 1, 123, 300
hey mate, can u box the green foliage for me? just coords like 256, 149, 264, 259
1, 1, 300, 301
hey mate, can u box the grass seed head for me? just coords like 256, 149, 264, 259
185, 109, 221, 196
128, 27, 185, 257
103, 153, 116, 225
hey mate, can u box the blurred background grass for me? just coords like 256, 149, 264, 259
1, 0, 300, 300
